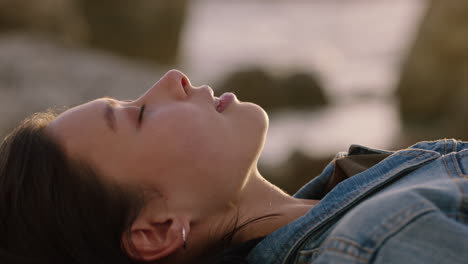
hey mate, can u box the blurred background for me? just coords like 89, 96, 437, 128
1, 0, 466, 193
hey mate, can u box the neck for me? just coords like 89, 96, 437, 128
176, 165, 319, 263
226, 165, 319, 244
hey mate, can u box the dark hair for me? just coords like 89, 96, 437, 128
0, 111, 145, 264
0, 111, 277, 264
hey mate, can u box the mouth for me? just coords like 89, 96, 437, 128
214, 93, 236, 113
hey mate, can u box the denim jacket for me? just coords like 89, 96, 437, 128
247, 139, 468, 264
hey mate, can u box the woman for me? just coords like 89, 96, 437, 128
0, 69, 467, 264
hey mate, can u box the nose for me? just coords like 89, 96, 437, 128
158, 69, 190, 90
136, 69, 190, 103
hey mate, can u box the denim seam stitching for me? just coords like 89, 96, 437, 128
308, 240, 371, 263
326, 237, 373, 253
320, 247, 369, 263
452, 153, 468, 178
298, 248, 320, 256
443, 155, 467, 221
368, 209, 436, 263
444, 138, 448, 154
398, 152, 423, 157
397, 150, 438, 157
368, 201, 435, 246
450, 154, 468, 216
449, 155, 467, 194
443, 155, 460, 181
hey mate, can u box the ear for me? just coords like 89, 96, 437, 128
121, 215, 190, 262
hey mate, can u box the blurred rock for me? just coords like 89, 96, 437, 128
78, 0, 188, 65
0, 33, 165, 138
280, 72, 327, 110
260, 150, 332, 195
0, 0, 88, 44
396, 0, 468, 143
0, 0, 188, 65
216, 67, 328, 113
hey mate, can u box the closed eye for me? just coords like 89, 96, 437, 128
138, 104, 146, 127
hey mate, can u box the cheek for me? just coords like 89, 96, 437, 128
141, 114, 223, 167
169, 128, 222, 166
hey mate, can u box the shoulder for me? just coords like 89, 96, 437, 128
251, 139, 468, 264
297, 179, 468, 264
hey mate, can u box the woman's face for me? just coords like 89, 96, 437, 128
47, 70, 269, 213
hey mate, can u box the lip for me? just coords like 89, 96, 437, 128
215, 92, 236, 113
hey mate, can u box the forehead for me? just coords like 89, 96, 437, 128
47, 100, 110, 156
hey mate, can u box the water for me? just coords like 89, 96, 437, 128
180, 0, 428, 165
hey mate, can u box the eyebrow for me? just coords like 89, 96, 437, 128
103, 99, 117, 132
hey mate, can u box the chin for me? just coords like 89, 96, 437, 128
243, 101, 269, 132
230, 102, 269, 179
244, 102, 269, 158
257, 104, 269, 133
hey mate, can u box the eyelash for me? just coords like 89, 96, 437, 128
138, 104, 146, 125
